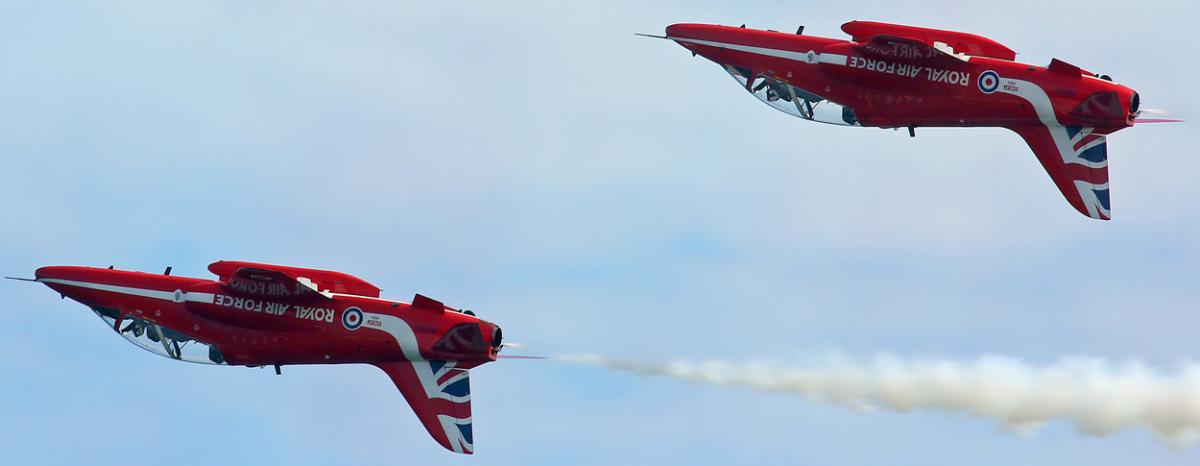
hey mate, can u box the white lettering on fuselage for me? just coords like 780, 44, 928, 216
862, 41, 938, 60
845, 56, 971, 87
225, 277, 314, 297
295, 305, 336, 323
925, 68, 971, 86
212, 294, 334, 323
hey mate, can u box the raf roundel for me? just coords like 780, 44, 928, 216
342, 306, 364, 330
978, 70, 1000, 94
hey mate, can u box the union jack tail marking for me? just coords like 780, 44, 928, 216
375, 361, 474, 454
1010, 125, 1111, 220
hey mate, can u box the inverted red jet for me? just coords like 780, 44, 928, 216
652, 21, 1177, 220
20, 261, 503, 454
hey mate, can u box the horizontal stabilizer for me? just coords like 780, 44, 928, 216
412, 294, 447, 312
1047, 58, 1082, 77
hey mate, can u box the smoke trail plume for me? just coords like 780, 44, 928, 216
558, 352, 1200, 446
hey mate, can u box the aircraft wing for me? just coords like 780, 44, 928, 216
842, 20, 1017, 60
218, 266, 333, 300
375, 361, 474, 454
1009, 125, 1111, 220
207, 260, 381, 298
853, 35, 967, 65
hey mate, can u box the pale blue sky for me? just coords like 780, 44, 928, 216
2, 1, 1199, 465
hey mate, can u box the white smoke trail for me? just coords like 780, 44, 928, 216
558, 352, 1200, 446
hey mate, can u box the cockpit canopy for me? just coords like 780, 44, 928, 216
92, 307, 227, 365
725, 65, 861, 126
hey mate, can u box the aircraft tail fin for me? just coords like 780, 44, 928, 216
374, 361, 474, 454
1008, 125, 1111, 220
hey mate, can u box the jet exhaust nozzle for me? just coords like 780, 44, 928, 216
492, 326, 503, 350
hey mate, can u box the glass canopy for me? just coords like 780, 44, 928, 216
92, 307, 227, 365
725, 65, 860, 127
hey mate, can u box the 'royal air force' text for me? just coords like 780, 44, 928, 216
846, 56, 971, 86
212, 294, 335, 323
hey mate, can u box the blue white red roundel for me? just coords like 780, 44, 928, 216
342, 307, 364, 330
978, 70, 1000, 94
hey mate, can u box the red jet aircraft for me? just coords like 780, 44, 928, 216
18, 261, 503, 454
649, 21, 1179, 220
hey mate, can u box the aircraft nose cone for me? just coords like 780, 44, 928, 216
33, 266, 87, 300
34, 266, 104, 287
665, 23, 705, 39
35, 266, 75, 281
